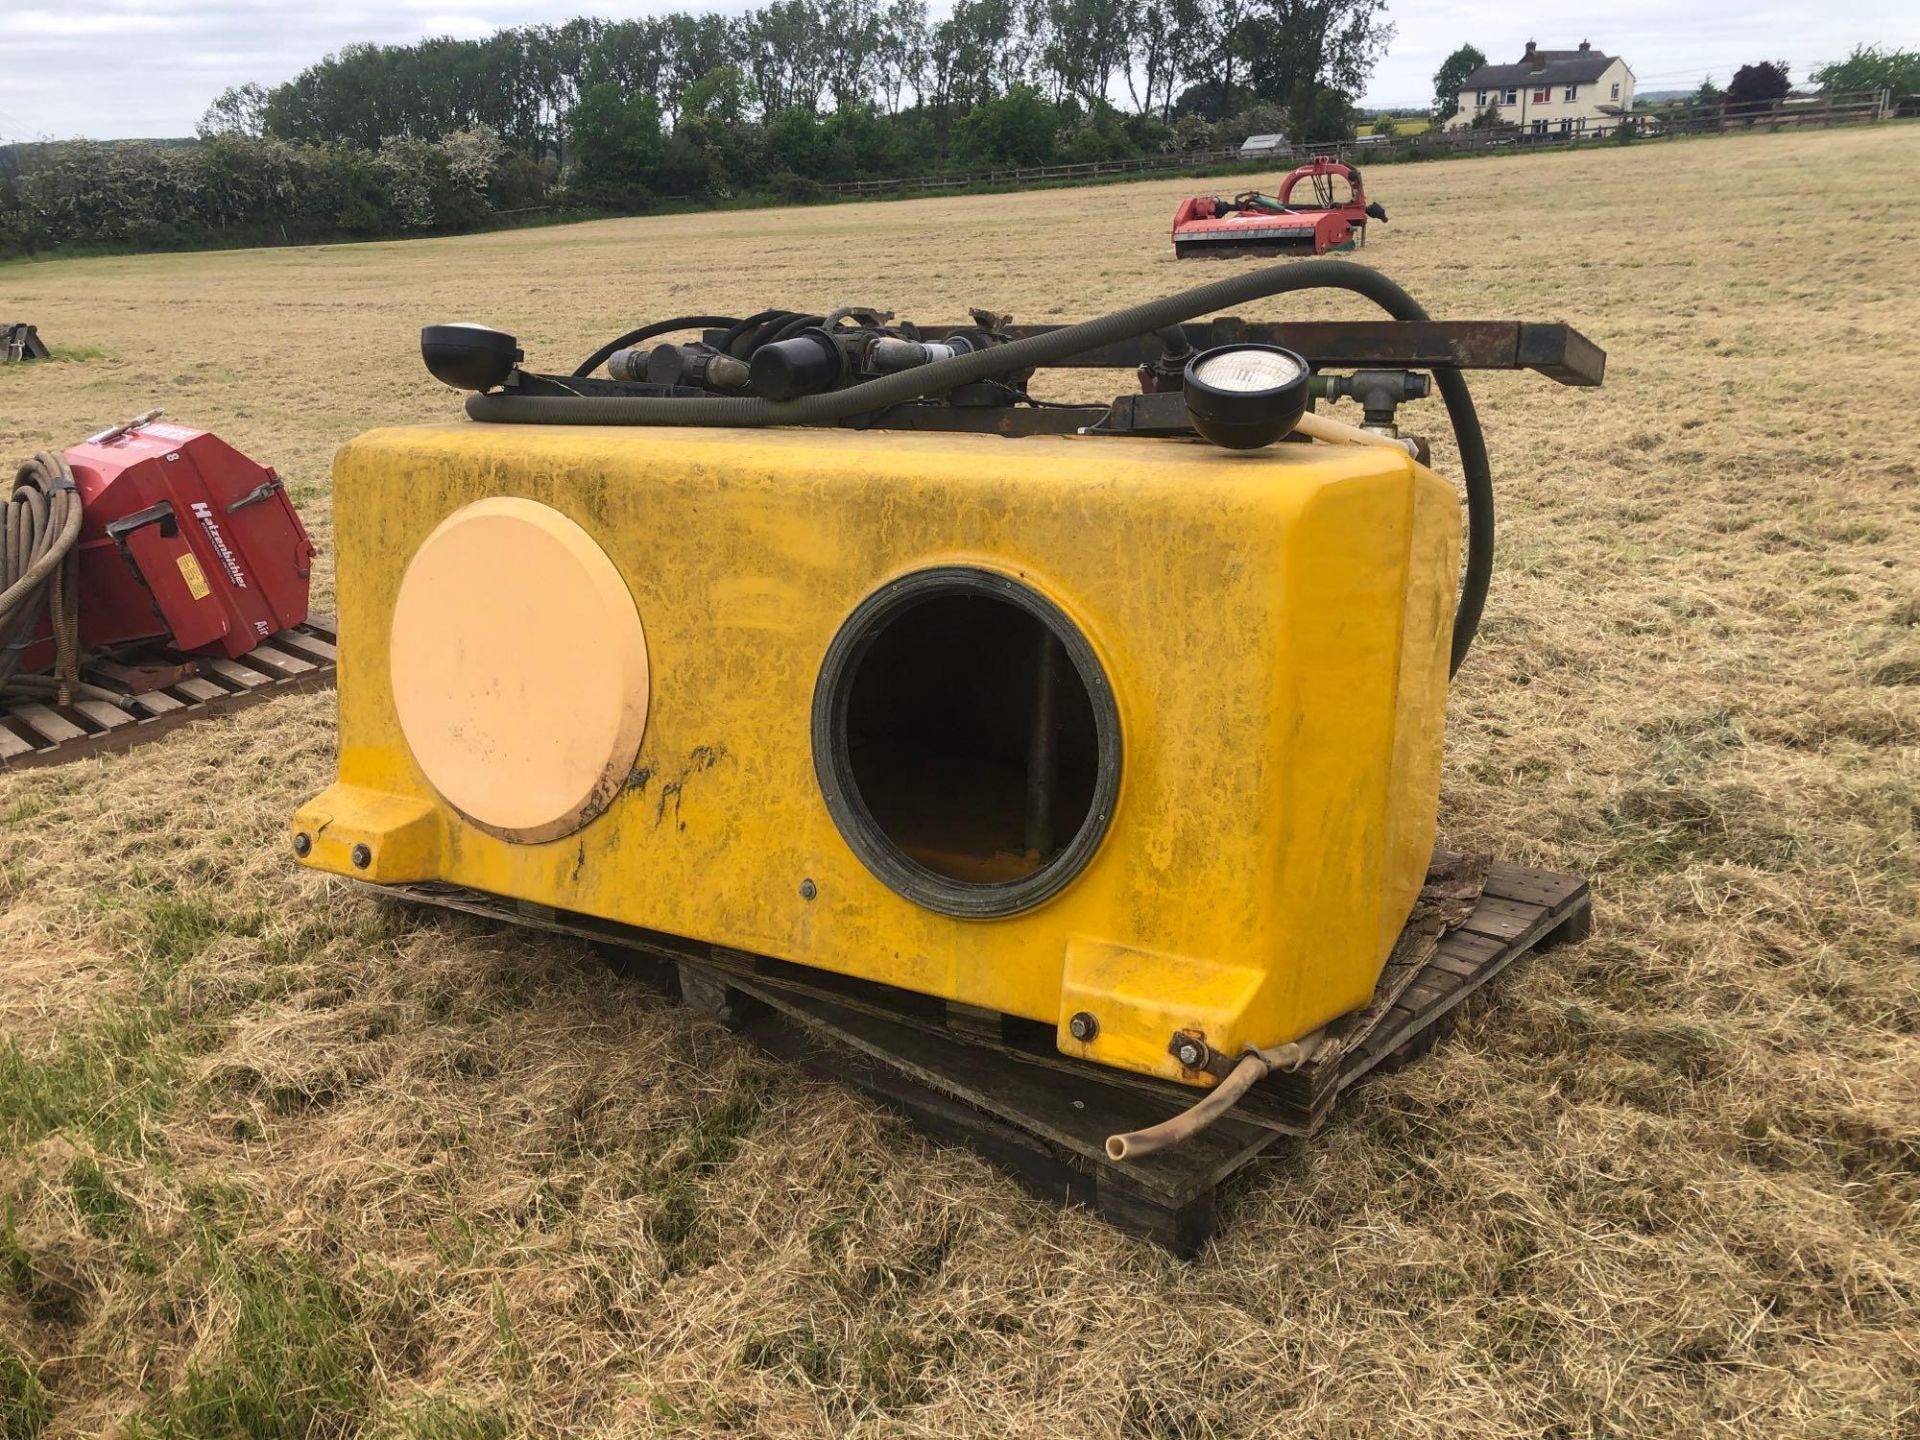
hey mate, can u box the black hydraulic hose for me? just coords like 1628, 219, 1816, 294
572, 315, 740, 379
1433, 346, 1493, 674
766, 313, 825, 346
738, 312, 802, 357
721, 309, 796, 358
478, 260, 1492, 672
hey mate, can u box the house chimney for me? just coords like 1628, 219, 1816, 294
1524, 40, 1541, 69
1578, 39, 1591, 52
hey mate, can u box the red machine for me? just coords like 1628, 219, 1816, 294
1172, 158, 1388, 259
13, 415, 314, 676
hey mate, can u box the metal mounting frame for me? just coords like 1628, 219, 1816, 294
502, 318, 1604, 439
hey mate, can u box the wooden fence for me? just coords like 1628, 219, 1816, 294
1611, 89, 1894, 137
818, 90, 1903, 200
820, 145, 1250, 197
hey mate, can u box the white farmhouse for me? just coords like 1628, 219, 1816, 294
1445, 41, 1635, 136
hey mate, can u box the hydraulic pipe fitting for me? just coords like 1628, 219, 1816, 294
866, 334, 977, 374
615, 343, 750, 391
604, 345, 653, 382
1323, 368, 1431, 434
1138, 325, 1195, 393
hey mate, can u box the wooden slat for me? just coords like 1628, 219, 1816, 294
206, 659, 271, 689
132, 691, 186, 715
0, 726, 36, 759
1459, 896, 1546, 943
70, 700, 135, 730
1484, 861, 1586, 909
275, 629, 338, 663
244, 642, 315, 676
174, 678, 227, 702
11, 704, 85, 744
1437, 928, 1506, 965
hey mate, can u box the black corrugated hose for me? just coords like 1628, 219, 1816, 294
485, 260, 1492, 674
1, 451, 83, 702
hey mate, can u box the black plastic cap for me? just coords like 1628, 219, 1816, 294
421, 323, 522, 392
1182, 344, 1312, 450
750, 330, 843, 401
645, 343, 689, 386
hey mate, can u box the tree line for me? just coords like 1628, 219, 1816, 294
1, 0, 1392, 255
245, 0, 1390, 156
0, 129, 525, 256
10, 5, 1904, 264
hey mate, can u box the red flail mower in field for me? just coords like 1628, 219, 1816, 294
1172, 158, 1388, 259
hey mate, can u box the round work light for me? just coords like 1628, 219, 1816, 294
1181, 344, 1312, 450
420, 323, 522, 392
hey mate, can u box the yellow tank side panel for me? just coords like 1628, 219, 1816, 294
1377, 467, 1462, 963
295, 422, 1457, 1085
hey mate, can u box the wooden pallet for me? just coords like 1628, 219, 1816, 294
0, 620, 337, 772
1, 323, 50, 363
370, 853, 1590, 1253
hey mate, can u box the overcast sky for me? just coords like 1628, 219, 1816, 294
2, 0, 1915, 141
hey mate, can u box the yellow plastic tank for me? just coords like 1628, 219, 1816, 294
294, 421, 1458, 1085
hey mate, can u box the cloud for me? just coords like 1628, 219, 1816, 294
408, 14, 502, 39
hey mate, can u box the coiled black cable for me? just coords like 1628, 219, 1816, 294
1, 451, 83, 701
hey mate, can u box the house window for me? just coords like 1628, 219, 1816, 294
1533, 86, 1550, 103
1611, 82, 1620, 99
1531, 119, 1547, 134
1564, 84, 1579, 101
1560, 119, 1573, 134
1503, 87, 1517, 105
1476, 89, 1488, 107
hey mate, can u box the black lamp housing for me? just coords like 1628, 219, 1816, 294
749, 328, 845, 401
421, 323, 522, 392
1181, 344, 1312, 450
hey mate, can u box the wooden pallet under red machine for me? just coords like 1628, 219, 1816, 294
0, 619, 336, 772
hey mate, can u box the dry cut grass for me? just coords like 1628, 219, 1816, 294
1, 124, 1918, 1438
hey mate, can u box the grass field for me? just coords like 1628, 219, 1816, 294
2, 124, 1917, 1438
1359, 117, 1432, 136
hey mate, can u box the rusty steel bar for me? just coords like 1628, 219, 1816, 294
908, 319, 1606, 386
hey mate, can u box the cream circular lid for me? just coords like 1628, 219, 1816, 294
389, 496, 650, 843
